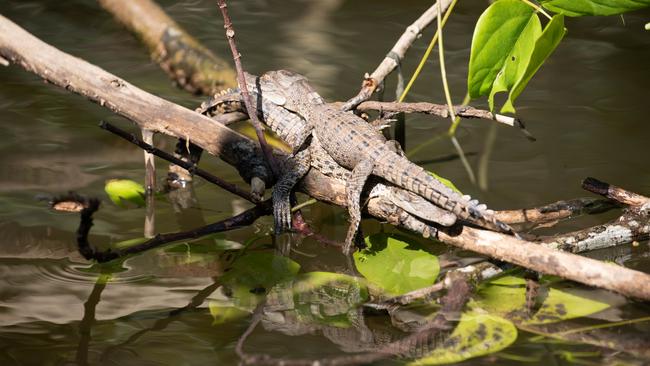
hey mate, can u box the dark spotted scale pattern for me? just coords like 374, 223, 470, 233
261, 70, 517, 250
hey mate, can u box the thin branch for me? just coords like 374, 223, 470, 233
341, 0, 454, 110
77, 198, 271, 263
100, 121, 258, 203
216, 0, 280, 178
583, 176, 650, 206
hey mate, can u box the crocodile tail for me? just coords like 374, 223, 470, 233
378, 152, 518, 237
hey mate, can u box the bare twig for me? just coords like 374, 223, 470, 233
341, 0, 453, 110
495, 198, 617, 227
216, 0, 280, 178
356, 101, 528, 130
583, 176, 650, 206
100, 121, 258, 203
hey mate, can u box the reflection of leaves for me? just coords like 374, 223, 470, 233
354, 234, 439, 296
221, 252, 300, 308
526, 288, 609, 325
410, 311, 517, 365
104, 179, 145, 207
288, 272, 368, 328
541, 0, 650, 16
474, 276, 610, 324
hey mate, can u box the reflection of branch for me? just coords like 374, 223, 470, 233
341, 0, 453, 110
98, 0, 236, 94
99, 279, 221, 362
520, 319, 650, 359
77, 199, 271, 262
75, 274, 109, 366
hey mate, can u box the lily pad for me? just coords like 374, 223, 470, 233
354, 234, 439, 296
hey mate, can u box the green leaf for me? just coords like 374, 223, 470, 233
428, 171, 462, 194
488, 14, 542, 111
474, 276, 610, 324
288, 272, 369, 327
410, 311, 517, 365
104, 179, 145, 207
541, 0, 650, 16
501, 14, 566, 114
221, 252, 300, 308
524, 288, 610, 325
354, 234, 439, 296
468, 0, 536, 99
209, 304, 250, 325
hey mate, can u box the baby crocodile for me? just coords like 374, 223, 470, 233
198, 73, 457, 235
257, 70, 518, 253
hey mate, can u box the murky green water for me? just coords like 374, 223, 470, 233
1, 1, 649, 365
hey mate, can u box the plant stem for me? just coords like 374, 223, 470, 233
216, 0, 279, 178
398, 0, 458, 103
520, 0, 553, 20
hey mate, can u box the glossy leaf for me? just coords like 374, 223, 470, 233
354, 234, 439, 296
104, 179, 145, 207
541, 0, 650, 16
501, 14, 566, 114
475, 275, 610, 324
468, 0, 536, 99
410, 311, 517, 365
525, 288, 610, 325
488, 14, 542, 111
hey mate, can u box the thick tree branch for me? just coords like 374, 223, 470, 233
0, 14, 271, 191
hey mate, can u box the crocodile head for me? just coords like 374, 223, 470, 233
257, 70, 324, 113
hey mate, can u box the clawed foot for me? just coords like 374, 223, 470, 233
273, 198, 292, 234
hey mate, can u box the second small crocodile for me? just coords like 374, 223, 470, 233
257, 70, 518, 253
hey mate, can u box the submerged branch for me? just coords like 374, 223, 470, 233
98, 0, 236, 94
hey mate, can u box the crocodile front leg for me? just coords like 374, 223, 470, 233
343, 158, 375, 254
273, 147, 311, 233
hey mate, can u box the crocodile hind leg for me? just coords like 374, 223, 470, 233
273, 147, 311, 233
343, 158, 375, 254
